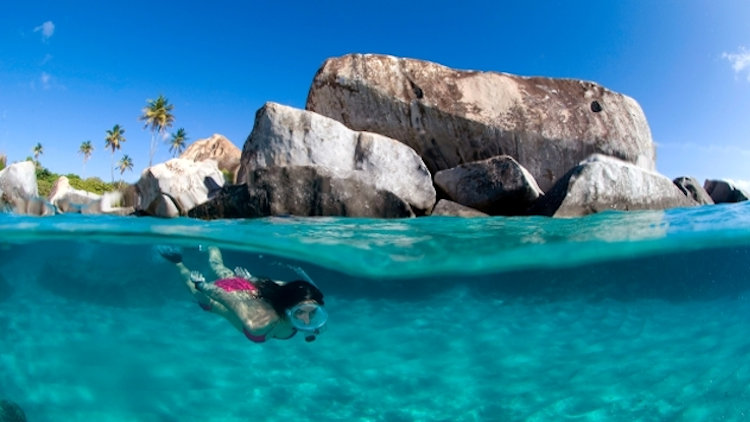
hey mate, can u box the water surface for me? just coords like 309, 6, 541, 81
1, 203, 749, 421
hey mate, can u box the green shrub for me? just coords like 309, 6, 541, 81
0, 154, 6, 171
66, 174, 117, 195
34, 166, 121, 198
35, 165, 57, 197
221, 168, 234, 184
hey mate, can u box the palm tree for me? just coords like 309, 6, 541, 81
105, 124, 126, 183
32, 142, 44, 162
139, 95, 174, 166
118, 154, 134, 176
169, 128, 188, 157
79, 140, 94, 176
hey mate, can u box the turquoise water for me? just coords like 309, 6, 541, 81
1, 203, 750, 421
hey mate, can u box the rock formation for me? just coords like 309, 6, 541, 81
0, 161, 39, 214
237, 102, 435, 214
306, 53, 655, 192
430, 199, 488, 217
191, 166, 414, 219
673, 177, 714, 205
135, 158, 225, 217
704, 180, 750, 204
48, 175, 101, 213
0, 54, 733, 220
433, 155, 542, 215
531, 154, 698, 217
180, 133, 241, 183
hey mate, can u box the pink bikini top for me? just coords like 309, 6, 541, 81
214, 277, 258, 293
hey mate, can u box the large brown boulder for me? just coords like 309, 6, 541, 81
237, 102, 435, 213
189, 166, 414, 219
180, 133, 241, 183
531, 154, 698, 217
433, 155, 542, 215
306, 54, 655, 191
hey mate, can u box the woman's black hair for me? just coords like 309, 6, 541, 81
254, 278, 324, 317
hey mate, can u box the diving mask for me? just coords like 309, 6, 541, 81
286, 302, 328, 341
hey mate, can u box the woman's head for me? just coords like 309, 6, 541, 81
255, 279, 324, 315
280, 281, 327, 342
278, 280, 324, 309
255, 279, 327, 342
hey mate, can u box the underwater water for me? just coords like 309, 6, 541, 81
1, 203, 750, 421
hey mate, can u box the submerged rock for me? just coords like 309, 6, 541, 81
237, 102, 435, 214
306, 53, 655, 191
433, 155, 542, 215
0, 399, 27, 422
531, 154, 698, 217
673, 176, 714, 205
704, 179, 750, 204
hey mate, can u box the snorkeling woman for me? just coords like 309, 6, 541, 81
160, 246, 327, 343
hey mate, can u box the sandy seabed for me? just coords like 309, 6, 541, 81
1, 277, 749, 422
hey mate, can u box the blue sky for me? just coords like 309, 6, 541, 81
1, 1, 749, 185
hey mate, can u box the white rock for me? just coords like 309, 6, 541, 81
533, 154, 698, 217
48, 176, 101, 213
136, 158, 224, 217
237, 102, 436, 212
0, 161, 41, 214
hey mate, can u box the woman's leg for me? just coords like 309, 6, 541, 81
158, 246, 228, 313
208, 246, 235, 279
175, 262, 198, 295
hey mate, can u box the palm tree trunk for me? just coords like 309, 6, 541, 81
110, 152, 115, 184
149, 133, 156, 167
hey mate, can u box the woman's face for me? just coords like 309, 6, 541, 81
290, 300, 319, 325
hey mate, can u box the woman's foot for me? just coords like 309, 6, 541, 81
156, 245, 183, 264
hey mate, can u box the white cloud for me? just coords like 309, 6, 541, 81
33, 21, 55, 40
40, 72, 51, 89
722, 46, 750, 81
